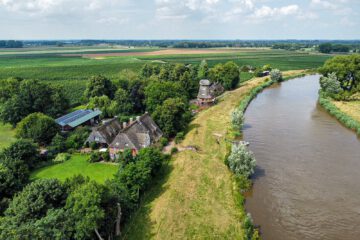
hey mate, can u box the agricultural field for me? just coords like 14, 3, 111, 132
30, 154, 118, 184
0, 123, 16, 149
0, 47, 331, 105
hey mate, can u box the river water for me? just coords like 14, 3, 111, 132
244, 75, 360, 240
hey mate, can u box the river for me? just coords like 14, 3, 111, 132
244, 75, 360, 240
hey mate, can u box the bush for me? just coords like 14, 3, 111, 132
88, 152, 101, 163
90, 141, 99, 150
160, 137, 169, 147
270, 69, 283, 82
174, 132, 184, 144
53, 153, 71, 164
65, 127, 90, 150
231, 108, 244, 132
319, 72, 342, 96
171, 147, 178, 154
101, 151, 110, 162
227, 144, 256, 178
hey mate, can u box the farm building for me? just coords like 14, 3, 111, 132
55, 109, 102, 131
197, 79, 224, 106
86, 118, 122, 147
109, 113, 163, 159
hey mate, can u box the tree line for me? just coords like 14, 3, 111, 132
0, 40, 23, 48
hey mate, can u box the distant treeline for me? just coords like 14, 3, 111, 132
4, 39, 360, 52
0, 40, 23, 48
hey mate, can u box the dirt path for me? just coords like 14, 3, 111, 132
122, 70, 305, 240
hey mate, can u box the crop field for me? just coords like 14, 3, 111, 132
0, 47, 331, 105
30, 154, 118, 184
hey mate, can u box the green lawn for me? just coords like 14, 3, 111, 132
31, 154, 118, 184
0, 123, 16, 149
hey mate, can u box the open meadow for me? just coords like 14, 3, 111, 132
0, 47, 330, 105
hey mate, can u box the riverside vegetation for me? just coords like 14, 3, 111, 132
318, 54, 360, 136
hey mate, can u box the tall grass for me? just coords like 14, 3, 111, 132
319, 92, 360, 136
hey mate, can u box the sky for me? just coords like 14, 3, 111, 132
0, 0, 359, 40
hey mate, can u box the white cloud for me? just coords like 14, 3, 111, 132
250, 4, 300, 20
311, 0, 337, 10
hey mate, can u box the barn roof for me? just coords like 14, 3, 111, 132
55, 109, 102, 128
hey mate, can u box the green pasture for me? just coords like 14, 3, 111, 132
30, 154, 118, 184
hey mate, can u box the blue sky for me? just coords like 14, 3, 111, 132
0, 0, 359, 39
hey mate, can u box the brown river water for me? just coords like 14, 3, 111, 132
244, 75, 360, 240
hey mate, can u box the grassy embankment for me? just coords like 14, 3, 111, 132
30, 154, 118, 184
121, 70, 305, 239
319, 95, 360, 136
0, 48, 330, 105
0, 123, 15, 149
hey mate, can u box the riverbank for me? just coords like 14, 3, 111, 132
121, 69, 305, 239
319, 94, 360, 136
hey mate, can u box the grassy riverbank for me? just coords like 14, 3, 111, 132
319, 95, 360, 136
121, 70, 305, 239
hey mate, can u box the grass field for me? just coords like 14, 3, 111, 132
0, 47, 331, 105
332, 100, 360, 123
30, 154, 118, 184
0, 123, 15, 149
121, 70, 305, 239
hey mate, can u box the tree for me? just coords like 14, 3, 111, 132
16, 113, 59, 145
2, 139, 39, 169
209, 61, 240, 90
136, 147, 165, 176
270, 69, 283, 82
0, 79, 69, 126
152, 97, 191, 137
319, 72, 342, 95
88, 95, 112, 118
227, 144, 256, 178
49, 133, 67, 155
65, 181, 105, 240
84, 75, 116, 100
144, 81, 187, 113
198, 60, 209, 79
319, 43, 333, 53
231, 108, 244, 132
110, 88, 133, 116
319, 54, 360, 91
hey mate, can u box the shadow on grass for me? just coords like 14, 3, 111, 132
120, 159, 174, 240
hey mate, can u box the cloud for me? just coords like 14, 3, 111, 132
310, 0, 337, 10
250, 4, 300, 20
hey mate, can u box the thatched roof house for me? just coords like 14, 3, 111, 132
109, 113, 163, 158
86, 118, 122, 146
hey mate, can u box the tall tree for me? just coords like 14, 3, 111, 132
84, 75, 116, 100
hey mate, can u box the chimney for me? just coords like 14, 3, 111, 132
130, 117, 134, 124
136, 116, 140, 121
123, 122, 127, 129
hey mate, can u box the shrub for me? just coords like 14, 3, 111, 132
171, 147, 178, 154
90, 141, 99, 150
160, 137, 169, 147
227, 144, 256, 178
101, 151, 110, 162
270, 69, 283, 82
174, 132, 184, 144
231, 108, 244, 132
53, 153, 71, 164
88, 152, 101, 163
319, 72, 342, 95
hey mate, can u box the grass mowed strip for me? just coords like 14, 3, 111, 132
31, 154, 118, 184
0, 123, 15, 149
332, 100, 360, 122
122, 70, 305, 239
